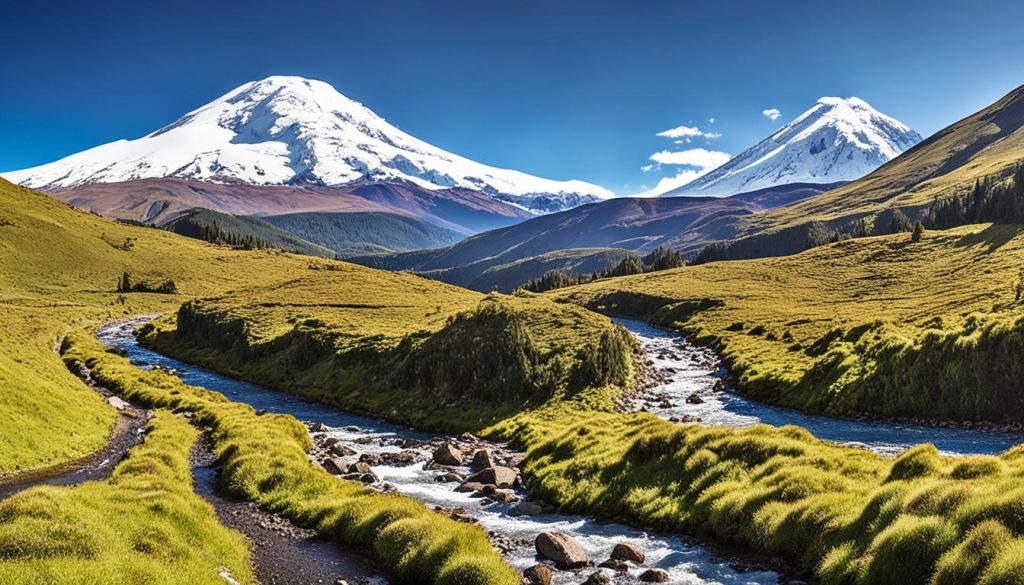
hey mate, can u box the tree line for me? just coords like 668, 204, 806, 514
517, 246, 685, 293
190, 221, 273, 251
927, 164, 1024, 228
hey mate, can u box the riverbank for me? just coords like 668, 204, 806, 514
0, 354, 152, 499
66, 324, 520, 585
554, 224, 1024, 426
190, 433, 389, 585
103, 318, 788, 584
0, 411, 255, 584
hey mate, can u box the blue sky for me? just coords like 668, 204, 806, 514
2, 0, 1023, 195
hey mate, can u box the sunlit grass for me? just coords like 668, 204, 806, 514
0, 411, 254, 584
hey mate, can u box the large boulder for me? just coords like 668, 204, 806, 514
323, 457, 348, 474
433, 443, 463, 466
470, 448, 497, 470
535, 532, 590, 569
465, 466, 517, 488
610, 542, 645, 564
523, 564, 552, 585
454, 481, 486, 493
583, 571, 611, 585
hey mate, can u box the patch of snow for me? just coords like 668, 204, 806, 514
664, 97, 921, 197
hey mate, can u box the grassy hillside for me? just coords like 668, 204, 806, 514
0, 180, 319, 474
492, 397, 1024, 585
702, 84, 1024, 261
262, 210, 464, 257
161, 207, 336, 257
0, 177, 541, 583
556, 223, 1024, 422
138, 268, 636, 431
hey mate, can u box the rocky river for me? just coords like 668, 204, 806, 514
97, 317, 1024, 584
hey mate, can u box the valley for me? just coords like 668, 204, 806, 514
4, 8, 1024, 584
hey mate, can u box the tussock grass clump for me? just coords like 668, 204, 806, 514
489, 397, 1024, 585
62, 333, 518, 585
0, 411, 253, 584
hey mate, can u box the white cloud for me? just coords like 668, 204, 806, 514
630, 148, 732, 197
656, 125, 721, 140
631, 169, 708, 197
649, 148, 732, 169
640, 164, 655, 173
762, 108, 781, 121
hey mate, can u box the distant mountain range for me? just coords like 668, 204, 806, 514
665, 97, 921, 197
350, 182, 840, 291
3, 76, 610, 214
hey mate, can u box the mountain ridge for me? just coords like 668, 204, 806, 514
665, 96, 920, 197
698, 82, 1024, 261
3, 75, 610, 213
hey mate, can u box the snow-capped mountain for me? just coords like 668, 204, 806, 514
662, 97, 921, 197
3, 76, 610, 213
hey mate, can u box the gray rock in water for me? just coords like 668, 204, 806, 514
323, 457, 348, 475
598, 559, 628, 570
639, 568, 670, 582
509, 502, 543, 516
433, 443, 463, 466
347, 461, 372, 475
465, 466, 517, 488
490, 488, 517, 503
582, 571, 611, 585
686, 393, 705, 404
610, 542, 645, 564
535, 531, 591, 569
523, 564, 552, 585
434, 472, 464, 483
455, 481, 486, 493
470, 448, 497, 471
330, 442, 357, 457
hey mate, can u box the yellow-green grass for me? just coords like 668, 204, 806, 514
61, 332, 518, 585
0, 179, 323, 474
136, 276, 635, 431
487, 395, 1024, 585
555, 223, 1024, 422
0, 411, 254, 584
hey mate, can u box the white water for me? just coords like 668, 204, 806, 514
96, 316, 1024, 584
618, 318, 1024, 456
99, 319, 780, 584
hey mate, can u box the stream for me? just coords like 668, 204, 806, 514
97, 317, 1024, 584
617, 318, 1023, 456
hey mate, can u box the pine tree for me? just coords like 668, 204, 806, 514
911, 221, 925, 243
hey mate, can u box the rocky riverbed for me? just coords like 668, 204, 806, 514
306, 423, 786, 584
